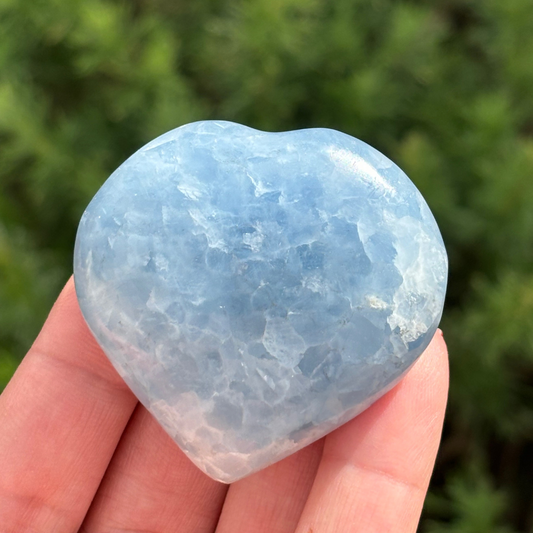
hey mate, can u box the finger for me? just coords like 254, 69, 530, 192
295, 331, 449, 533
215, 439, 324, 533
0, 278, 138, 533
80, 404, 228, 533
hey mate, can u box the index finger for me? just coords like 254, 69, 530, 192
295, 331, 449, 533
0, 278, 138, 532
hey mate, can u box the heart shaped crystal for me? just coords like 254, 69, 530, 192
74, 120, 447, 482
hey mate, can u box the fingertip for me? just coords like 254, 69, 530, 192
30, 276, 128, 393
434, 327, 447, 352
412, 328, 449, 392
295, 328, 451, 533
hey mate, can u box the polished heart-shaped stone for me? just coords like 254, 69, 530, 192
74, 120, 447, 483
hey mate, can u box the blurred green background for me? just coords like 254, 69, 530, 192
1, 0, 533, 530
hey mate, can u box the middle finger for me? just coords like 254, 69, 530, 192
80, 404, 228, 533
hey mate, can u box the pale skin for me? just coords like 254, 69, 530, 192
0, 278, 449, 533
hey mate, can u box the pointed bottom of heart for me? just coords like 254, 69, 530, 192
133, 365, 410, 483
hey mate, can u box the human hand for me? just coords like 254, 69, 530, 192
0, 278, 448, 533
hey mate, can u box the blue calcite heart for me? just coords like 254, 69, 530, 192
74, 121, 447, 482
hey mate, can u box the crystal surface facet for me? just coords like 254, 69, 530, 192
74, 121, 447, 482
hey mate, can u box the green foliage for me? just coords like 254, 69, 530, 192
424, 462, 517, 533
0, 349, 19, 391
1, 0, 533, 529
